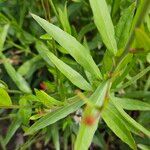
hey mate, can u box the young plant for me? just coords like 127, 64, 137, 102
0, 0, 150, 149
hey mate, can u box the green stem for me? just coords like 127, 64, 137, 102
41, 0, 48, 21
48, 0, 59, 21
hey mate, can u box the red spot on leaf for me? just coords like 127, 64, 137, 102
83, 115, 96, 126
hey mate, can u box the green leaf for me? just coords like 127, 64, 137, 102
1, 56, 32, 93
102, 50, 114, 73
0, 135, 6, 150
18, 96, 32, 125
40, 33, 52, 40
114, 53, 133, 73
58, 4, 71, 34
111, 0, 121, 18
31, 13, 102, 79
17, 55, 45, 78
124, 91, 150, 99
36, 41, 93, 91
138, 144, 150, 150
107, 102, 141, 136
89, 0, 117, 55
78, 23, 96, 42
0, 24, 9, 51
0, 88, 12, 106
111, 98, 150, 137
25, 94, 87, 135
0, 80, 8, 89
4, 118, 21, 145
118, 66, 150, 90
135, 28, 150, 51
75, 81, 109, 150
51, 124, 60, 150
30, 114, 45, 120
147, 53, 150, 64
0, 25, 31, 93
102, 103, 136, 149
115, 3, 135, 54
112, 58, 135, 89
35, 89, 63, 107
112, 97, 150, 111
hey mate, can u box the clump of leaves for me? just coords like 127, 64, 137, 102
0, 0, 150, 150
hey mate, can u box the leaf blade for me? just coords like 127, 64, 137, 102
111, 97, 150, 137
113, 97, 150, 111
25, 94, 87, 135
75, 81, 109, 150
36, 41, 93, 91
0, 88, 12, 106
31, 13, 102, 79
89, 0, 117, 55
102, 103, 136, 149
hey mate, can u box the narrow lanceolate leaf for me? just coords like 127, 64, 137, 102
25, 94, 86, 135
0, 24, 9, 51
115, 3, 135, 53
138, 144, 150, 150
112, 97, 150, 111
107, 102, 140, 136
0, 25, 31, 93
58, 4, 71, 34
51, 124, 60, 150
31, 14, 102, 79
112, 58, 135, 89
36, 42, 92, 91
18, 97, 32, 125
135, 28, 150, 51
1, 55, 32, 93
17, 55, 45, 78
35, 89, 63, 107
75, 81, 109, 150
102, 103, 136, 150
111, 98, 150, 137
0, 88, 12, 106
118, 66, 150, 90
114, 53, 133, 73
4, 118, 21, 145
89, 0, 117, 55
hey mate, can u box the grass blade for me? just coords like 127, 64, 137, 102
89, 0, 117, 55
